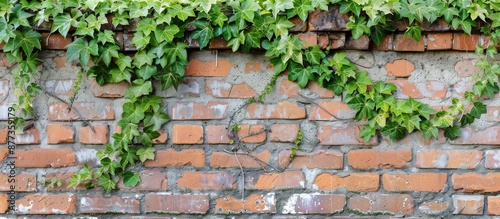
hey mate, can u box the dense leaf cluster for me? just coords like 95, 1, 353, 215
1, 0, 499, 192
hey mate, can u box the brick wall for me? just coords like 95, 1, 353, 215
1, 8, 500, 218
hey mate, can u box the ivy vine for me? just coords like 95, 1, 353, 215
1, 0, 499, 192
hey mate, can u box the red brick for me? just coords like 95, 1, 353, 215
41, 33, 72, 50
246, 171, 304, 190
155, 78, 200, 98
307, 81, 334, 98
279, 149, 343, 169
144, 149, 204, 167
186, 59, 232, 77
383, 173, 447, 192
345, 35, 370, 50
16, 194, 76, 214
79, 194, 140, 213
152, 130, 168, 144
387, 80, 447, 99
289, 16, 307, 32
427, 33, 453, 50
486, 150, 500, 168
237, 124, 266, 143
297, 33, 318, 48
78, 125, 108, 144
373, 34, 394, 51
118, 170, 168, 190
277, 79, 299, 98
394, 34, 425, 52
487, 106, 500, 122
245, 60, 261, 73
419, 18, 452, 31
452, 195, 484, 215
488, 196, 500, 215
270, 124, 299, 142
47, 124, 74, 144
455, 59, 480, 77
91, 79, 129, 98
209, 36, 230, 49
386, 59, 414, 77
184, 35, 200, 49
314, 173, 379, 191
347, 149, 412, 169
0, 173, 36, 192
52, 56, 74, 69
0, 148, 7, 161
308, 8, 349, 31
283, 194, 346, 214
329, 32, 346, 49
309, 101, 355, 120
45, 172, 82, 191
205, 79, 256, 98
452, 127, 500, 145
246, 101, 306, 119
452, 173, 500, 192
0, 80, 8, 96
318, 33, 329, 49
0, 128, 6, 144
172, 124, 203, 144
349, 194, 413, 216
453, 33, 486, 51
210, 150, 271, 168
206, 125, 230, 144
0, 56, 12, 67
15, 126, 40, 145
144, 194, 209, 214
177, 172, 235, 190
0, 194, 7, 213
16, 148, 75, 168
318, 125, 378, 146
419, 201, 449, 215
417, 149, 482, 169
215, 193, 276, 214
170, 102, 228, 120
48, 102, 114, 121
123, 33, 137, 51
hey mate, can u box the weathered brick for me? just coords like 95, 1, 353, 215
452, 173, 500, 192
47, 124, 74, 144
348, 194, 414, 216
309, 101, 355, 121
308, 8, 349, 31
155, 78, 200, 98
416, 149, 482, 169
329, 32, 346, 49
314, 173, 379, 191
184, 35, 200, 49
455, 59, 480, 77
118, 170, 168, 190
394, 34, 425, 52
0, 173, 36, 192
383, 173, 447, 192
79, 194, 140, 213
205, 79, 256, 98
282, 194, 346, 214
246, 171, 304, 190
452, 127, 500, 145
170, 102, 228, 120
0, 80, 9, 97
144, 149, 204, 167
348, 149, 413, 170
427, 33, 453, 50
246, 101, 306, 119
488, 196, 500, 215
307, 81, 335, 98
52, 56, 74, 69
172, 124, 203, 144
210, 150, 271, 168
41, 33, 72, 50
0, 56, 12, 67
487, 106, 500, 122
237, 124, 266, 143
152, 130, 168, 144
177, 172, 235, 190
215, 193, 276, 214
0, 128, 6, 144
91, 79, 129, 98
0, 194, 7, 213
486, 150, 500, 168
45, 172, 81, 191
246, 60, 262, 73
44, 80, 74, 97
15, 126, 40, 145
420, 18, 452, 31
452, 195, 484, 215
297, 33, 318, 48
209, 36, 230, 49
16, 194, 76, 214
206, 125, 230, 144
16, 148, 75, 168
186, 59, 232, 77
345, 35, 370, 50
387, 80, 447, 99
373, 34, 394, 51
277, 79, 300, 98
318, 125, 378, 146
419, 201, 449, 215
78, 125, 108, 144
452, 34, 485, 51
385, 59, 414, 77
289, 16, 307, 32
144, 194, 209, 214
279, 149, 343, 169
318, 33, 329, 49
48, 102, 114, 121
270, 124, 299, 142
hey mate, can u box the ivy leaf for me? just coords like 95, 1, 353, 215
373, 81, 397, 95
281, 36, 304, 65
470, 101, 486, 119
122, 102, 145, 123
263, 0, 293, 18
460, 113, 475, 126
122, 171, 141, 187
164, 42, 188, 64
192, 20, 214, 49
170, 4, 195, 21
370, 25, 387, 46
136, 18, 155, 36
359, 125, 376, 142
404, 24, 421, 41
131, 31, 150, 50
124, 79, 153, 100
144, 111, 170, 130
97, 173, 116, 193
155, 25, 179, 43
100, 44, 119, 66
137, 65, 157, 80
346, 16, 370, 39
136, 147, 156, 162
20, 54, 41, 73
109, 67, 132, 83
66, 38, 98, 64
51, 13, 74, 37
12, 29, 42, 56
432, 111, 454, 128
136, 130, 160, 147
391, 100, 412, 116
156, 70, 183, 90
418, 104, 437, 120
240, 0, 260, 22
288, 62, 314, 88
381, 121, 407, 141
304, 46, 325, 65
133, 50, 153, 67
444, 125, 462, 140
116, 54, 132, 71
289, 0, 314, 21
421, 120, 438, 139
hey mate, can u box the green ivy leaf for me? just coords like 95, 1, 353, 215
289, 0, 314, 21
444, 125, 462, 140
192, 20, 214, 49
305, 46, 325, 65
125, 79, 153, 100
359, 125, 376, 142
421, 120, 438, 139
131, 31, 150, 50
170, 4, 195, 21
391, 100, 413, 116
137, 130, 160, 147
470, 101, 486, 119
144, 111, 170, 130
100, 44, 119, 66
460, 113, 475, 126
12, 29, 42, 56
136, 18, 155, 36
109, 67, 132, 83
51, 13, 74, 37
122, 102, 145, 123
346, 71, 373, 94
116, 54, 132, 72
288, 62, 315, 88
97, 173, 116, 193
346, 16, 370, 39
136, 147, 156, 162
381, 121, 407, 141
263, 0, 293, 18
137, 65, 157, 80
373, 81, 397, 95
122, 171, 141, 187
155, 25, 179, 43
66, 38, 98, 64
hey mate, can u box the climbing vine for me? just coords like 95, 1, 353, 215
1, 0, 500, 192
